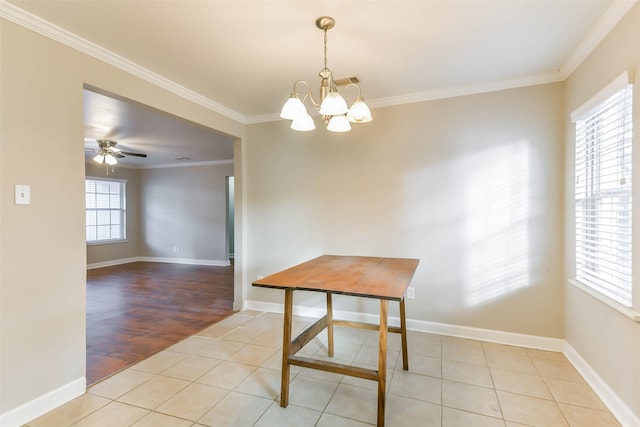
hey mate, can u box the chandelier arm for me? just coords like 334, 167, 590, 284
293, 79, 323, 109
292, 79, 310, 94
341, 83, 363, 101
306, 91, 322, 110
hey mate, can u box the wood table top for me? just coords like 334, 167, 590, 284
252, 255, 419, 300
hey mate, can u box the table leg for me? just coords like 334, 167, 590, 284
280, 289, 293, 407
326, 293, 334, 357
377, 299, 388, 427
400, 297, 409, 370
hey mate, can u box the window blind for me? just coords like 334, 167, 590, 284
86, 178, 126, 243
574, 81, 633, 307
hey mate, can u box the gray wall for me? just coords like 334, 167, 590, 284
140, 163, 234, 262
85, 162, 233, 265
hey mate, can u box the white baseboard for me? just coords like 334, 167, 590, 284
138, 257, 230, 267
5, 304, 635, 427
245, 300, 640, 424
86, 257, 140, 269
87, 256, 230, 269
0, 377, 85, 427
406, 318, 564, 352
243, 300, 564, 352
564, 343, 639, 427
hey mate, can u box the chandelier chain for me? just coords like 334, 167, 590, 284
323, 28, 328, 70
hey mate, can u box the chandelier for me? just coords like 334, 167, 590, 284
280, 16, 373, 132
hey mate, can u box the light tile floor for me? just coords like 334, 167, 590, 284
25, 310, 621, 427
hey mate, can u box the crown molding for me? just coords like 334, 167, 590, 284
140, 159, 234, 169
246, 71, 565, 125
369, 71, 565, 110
0, 1, 247, 124
245, 113, 282, 124
241, 1, 638, 125
86, 159, 233, 170
560, 0, 637, 79
3, 0, 636, 127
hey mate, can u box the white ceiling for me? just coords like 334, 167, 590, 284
3, 0, 636, 166
82, 88, 233, 168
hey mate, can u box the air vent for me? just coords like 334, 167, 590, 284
334, 76, 360, 86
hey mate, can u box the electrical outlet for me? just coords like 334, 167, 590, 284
406, 287, 415, 299
172, 246, 179, 253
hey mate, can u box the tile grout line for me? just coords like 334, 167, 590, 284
480, 341, 505, 423
28, 311, 621, 427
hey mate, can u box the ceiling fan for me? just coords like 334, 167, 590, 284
89, 139, 147, 165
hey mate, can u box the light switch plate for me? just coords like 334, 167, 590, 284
15, 185, 30, 205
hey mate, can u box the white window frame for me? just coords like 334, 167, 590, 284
85, 176, 127, 245
570, 71, 638, 321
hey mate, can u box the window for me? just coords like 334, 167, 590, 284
85, 177, 126, 244
573, 73, 633, 307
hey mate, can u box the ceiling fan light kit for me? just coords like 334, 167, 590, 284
280, 16, 373, 132
93, 152, 118, 165
91, 139, 147, 173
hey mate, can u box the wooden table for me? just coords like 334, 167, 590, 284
252, 255, 419, 427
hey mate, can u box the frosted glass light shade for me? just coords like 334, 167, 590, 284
291, 113, 316, 131
347, 98, 372, 123
319, 91, 348, 115
93, 153, 105, 164
104, 153, 118, 165
327, 114, 351, 132
280, 95, 307, 119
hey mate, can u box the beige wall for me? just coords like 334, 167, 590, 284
140, 163, 234, 261
3, 2, 640, 423
85, 162, 141, 265
0, 18, 244, 417
245, 82, 565, 338
564, 2, 640, 419
1, 18, 87, 415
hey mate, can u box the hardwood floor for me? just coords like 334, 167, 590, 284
86, 262, 234, 386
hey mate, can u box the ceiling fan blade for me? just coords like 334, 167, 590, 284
113, 152, 125, 158
120, 151, 147, 158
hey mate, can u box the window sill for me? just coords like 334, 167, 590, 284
87, 239, 128, 246
569, 279, 640, 322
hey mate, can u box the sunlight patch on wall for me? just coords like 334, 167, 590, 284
463, 140, 531, 306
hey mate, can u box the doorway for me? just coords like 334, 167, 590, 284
83, 86, 239, 384
226, 175, 235, 265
